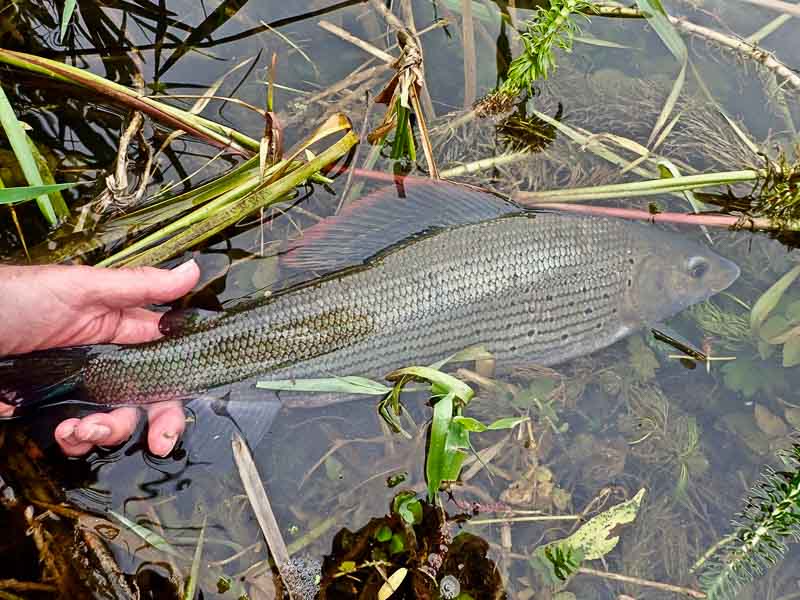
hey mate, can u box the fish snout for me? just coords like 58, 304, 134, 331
710, 255, 741, 293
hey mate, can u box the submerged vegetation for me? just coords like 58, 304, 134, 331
1, 0, 800, 598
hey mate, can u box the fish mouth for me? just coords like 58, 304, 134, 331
711, 255, 741, 293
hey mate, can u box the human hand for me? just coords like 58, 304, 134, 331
0, 260, 201, 457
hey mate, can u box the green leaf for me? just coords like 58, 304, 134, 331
562, 488, 645, 559
451, 415, 528, 432
183, 515, 207, 600
0, 85, 58, 225
256, 376, 391, 395
339, 561, 357, 574
0, 183, 79, 205
722, 357, 786, 398
451, 416, 488, 433
387, 366, 474, 404
785, 299, 800, 322
531, 542, 585, 585
761, 315, 790, 342
426, 390, 455, 502
428, 345, 492, 370
783, 336, 800, 367
392, 493, 423, 525
486, 416, 529, 430
108, 510, 182, 557
531, 488, 646, 580
375, 525, 393, 543
389, 533, 406, 555
635, 0, 686, 61
751, 264, 800, 334
60, 0, 78, 42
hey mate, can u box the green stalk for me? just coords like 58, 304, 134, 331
0, 84, 64, 225
0, 49, 259, 154
121, 131, 359, 267
515, 170, 761, 202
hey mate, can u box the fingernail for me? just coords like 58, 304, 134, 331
171, 259, 197, 276
84, 424, 111, 443
154, 431, 177, 457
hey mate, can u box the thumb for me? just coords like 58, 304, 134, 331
84, 260, 200, 309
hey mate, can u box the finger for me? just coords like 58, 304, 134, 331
108, 307, 164, 345
84, 260, 200, 309
75, 408, 141, 446
54, 418, 96, 457
145, 401, 186, 457
0, 402, 14, 418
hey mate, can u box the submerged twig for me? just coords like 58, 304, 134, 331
577, 566, 707, 598
232, 434, 294, 599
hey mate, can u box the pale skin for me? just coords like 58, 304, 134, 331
0, 260, 201, 457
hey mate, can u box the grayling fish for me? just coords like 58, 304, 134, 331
0, 182, 739, 414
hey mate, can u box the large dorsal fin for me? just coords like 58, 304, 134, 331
282, 181, 522, 271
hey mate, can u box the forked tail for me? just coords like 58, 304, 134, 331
0, 346, 107, 417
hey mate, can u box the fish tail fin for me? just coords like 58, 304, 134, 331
0, 347, 98, 417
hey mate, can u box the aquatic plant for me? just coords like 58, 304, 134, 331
698, 441, 800, 600
0, 84, 69, 226
486, 0, 591, 108
257, 350, 527, 504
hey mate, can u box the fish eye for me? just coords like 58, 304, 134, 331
687, 256, 709, 279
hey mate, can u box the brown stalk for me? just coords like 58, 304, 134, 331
366, 29, 440, 178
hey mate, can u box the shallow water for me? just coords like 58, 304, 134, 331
1, 1, 800, 598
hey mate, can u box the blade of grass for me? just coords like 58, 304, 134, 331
60, 0, 78, 42
0, 85, 60, 225
0, 182, 80, 204
182, 515, 207, 600
0, 49, 259, 154
635, 0, 688, 146
108, 510, 183, 557
514, 169, 761, 202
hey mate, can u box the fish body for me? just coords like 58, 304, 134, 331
1, 184, 739, 411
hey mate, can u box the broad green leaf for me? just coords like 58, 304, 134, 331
426, 390, 455, 502
0, 183, 79, 205
256, 376, 391, 395
783, 336, 800, 367
751, 264, 800, 334
563, 488, 646, 559
0, 85, 57, 225
532, 488, 646, 569
60, 0, 77, 42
